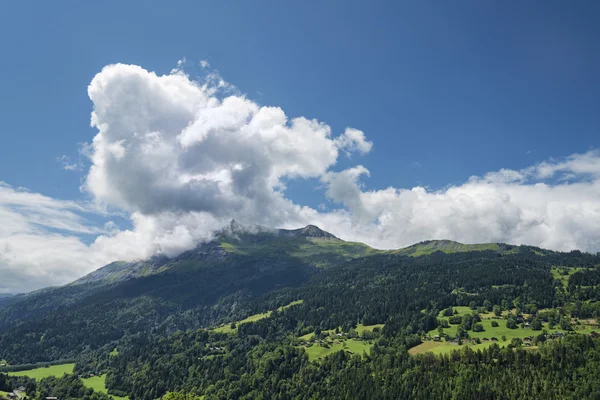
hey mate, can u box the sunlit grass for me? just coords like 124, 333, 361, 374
82, 374, 128, 400
213, 300, 304, 333
8, 363, 75, 379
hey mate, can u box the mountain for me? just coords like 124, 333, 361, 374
0, 223, 585, 366
0, 294, 14, 310
0, 224, 377, 363
73, 222, 374, 286
1, 223, 600, 399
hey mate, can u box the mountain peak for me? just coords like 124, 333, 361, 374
278, 224, 338, 239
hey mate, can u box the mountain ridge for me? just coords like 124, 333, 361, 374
0, 220, 593, 366
72, 222, 555, 287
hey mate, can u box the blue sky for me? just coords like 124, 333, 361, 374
1, 1, 600, 292
2, 1, 599, 203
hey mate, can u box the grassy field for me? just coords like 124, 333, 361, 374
109, 348, 119, 356
409, 340, 499, 355
356, 323, 384, 334
213, 300, 304, 333
219, 236, 376, 268
302, 339, 373, 361
551, 266, 586, 286
391, 240, 502, 257
434, 319, 541, 340
82, 375, 128, 400
4, 363, 129, 400
8, 363, 75, 379
411, 304, 599, 356
300, 323, 384, 341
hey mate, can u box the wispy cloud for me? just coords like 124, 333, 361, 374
57, 155, 78, 171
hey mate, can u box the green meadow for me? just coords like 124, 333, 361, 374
551, 266, 586, 286
8, 363, 75, 379
7, 364, 127, 400
410, 304, 599, 356
299, 323, 384, 341
297, 323, 383, 361
302, 339, 373, 361
81, 375, 128, 400
213, 300, 304, 333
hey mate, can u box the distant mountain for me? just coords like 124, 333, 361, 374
73, 222, 374, 286
0, 294, 14, 310
391, 239, 554, 257
0, 223, 379, 363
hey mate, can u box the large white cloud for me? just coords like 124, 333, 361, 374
85, 63, 367, 221
1, 62, 600, 293
319, 158, 600, 252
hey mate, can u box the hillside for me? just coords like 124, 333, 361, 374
73, 223, 375, 287
0, 224, 379, 363
0, 224, 599, 398
0, 223, 570, 365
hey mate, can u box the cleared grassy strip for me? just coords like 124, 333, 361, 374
302, 339, 373, 361
391, 241, 501, 257
356, 323, 384, 334
8, 363, 75, 379
82, 375, 128, 400
408, 341, 444, 355
551, 266, 586, 286
434, 319, 543, 340
213, 300, 304, 333
300, 323, 384, 341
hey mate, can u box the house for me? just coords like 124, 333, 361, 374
433, 335, 441, 342
45, 397, 58, 400
550, 331, 565, 339
17, 387, 25, 392
524, 322, 530, 328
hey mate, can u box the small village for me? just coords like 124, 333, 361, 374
413, 303, 600, 355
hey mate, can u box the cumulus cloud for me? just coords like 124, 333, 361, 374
334, 128, 373, 155
2, 62, 600, 293
80, 64, 600, 256
318, 152, 600, 252
84, 63, 366, 222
